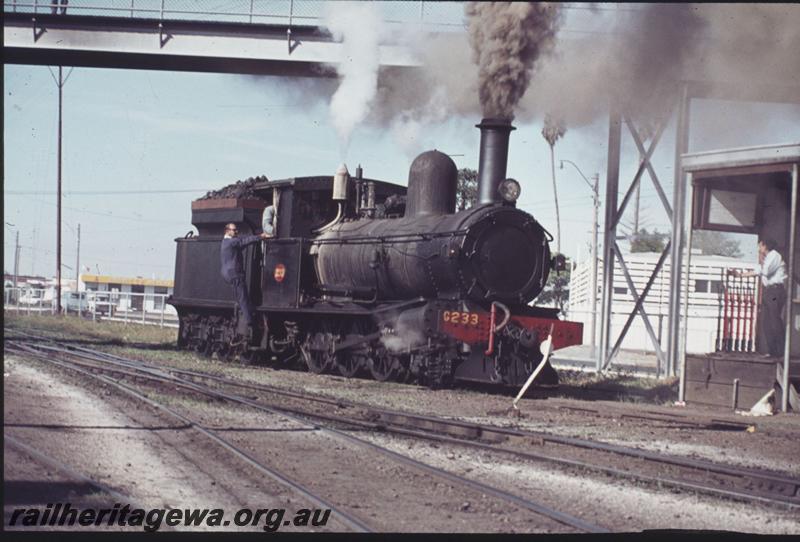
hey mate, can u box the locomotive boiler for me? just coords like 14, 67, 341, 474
168, 118, 582, 388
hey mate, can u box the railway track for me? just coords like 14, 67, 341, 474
6, 336, 608, 533
5, 434, 145, 511
39, 338, 800, 505
6, 340, 373, 533
555, 404, 757, 432
7, 332, 800, 512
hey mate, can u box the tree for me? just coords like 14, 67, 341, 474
456, 167, 478, 211
692, 230, 742, 258
542, 114, 566, 254
630, 228, 668, 253
619, 211, 654, 243
537, 254, 571, 315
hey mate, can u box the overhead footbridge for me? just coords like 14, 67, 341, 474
2, 1, 452, 76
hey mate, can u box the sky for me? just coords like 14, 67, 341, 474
4, 2, 800, 281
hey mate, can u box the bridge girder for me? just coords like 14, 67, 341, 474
4, 13, 421, 77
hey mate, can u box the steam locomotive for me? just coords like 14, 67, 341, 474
168, 119, 582, 387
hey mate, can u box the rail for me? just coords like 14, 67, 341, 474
7, 337, 608, 533
10, 333, 798, 512
7, 339, 372, 532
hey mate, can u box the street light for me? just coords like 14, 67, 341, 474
560, 160, 601, 368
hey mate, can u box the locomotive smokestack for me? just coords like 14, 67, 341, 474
476, 118, 516, 205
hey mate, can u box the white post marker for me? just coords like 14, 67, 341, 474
512, 324, 555, 410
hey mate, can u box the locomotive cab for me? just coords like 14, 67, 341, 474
250, 176, 407, 239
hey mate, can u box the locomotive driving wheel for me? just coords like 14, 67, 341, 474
336, 354, 364, 378
336, 320, 372, 378
369, 350, 404, 382
300, 332, 338, 374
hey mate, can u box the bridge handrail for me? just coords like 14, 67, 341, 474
3, 0, 466, 32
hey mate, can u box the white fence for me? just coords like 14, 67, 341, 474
566, 306, 712, 356
569, 254, 761, 355
3, 287, 179, 328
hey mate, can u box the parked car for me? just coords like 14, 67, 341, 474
61, 291, 91, 314
19, 288, 47, 306
90, 291, 115, 316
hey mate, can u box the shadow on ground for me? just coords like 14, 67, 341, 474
553, 375, 679, 404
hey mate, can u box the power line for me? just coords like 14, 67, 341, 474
10, 194, 187, 225
15, 244, 173, 269
5, 188, 211, 195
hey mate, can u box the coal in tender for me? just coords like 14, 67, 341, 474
198, 175, 269, 201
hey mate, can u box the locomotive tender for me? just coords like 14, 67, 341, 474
168, 119, 582, 387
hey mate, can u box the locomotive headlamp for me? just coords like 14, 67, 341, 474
498, 178, 521, 203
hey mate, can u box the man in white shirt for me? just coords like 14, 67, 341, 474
733, 238, 787, 357
262, 205, 276, 237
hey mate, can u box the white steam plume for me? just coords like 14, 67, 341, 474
325, 2, 384, 156
388, 85, 450, 158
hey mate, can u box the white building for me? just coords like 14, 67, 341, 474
569, 251, 758, 355
80, 274, 175, 314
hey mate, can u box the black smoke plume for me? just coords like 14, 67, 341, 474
465, 2, 563, 119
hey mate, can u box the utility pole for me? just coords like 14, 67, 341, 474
57, 65, 63, 313
560, 160, 600, 365
633, 181, 641, 236
75, 223, 80, 291
14, 230, 20, 296
49, 65, 73, 314
590, 173, 600, 365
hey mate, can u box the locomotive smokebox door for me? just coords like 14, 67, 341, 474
262, 239, 302, 308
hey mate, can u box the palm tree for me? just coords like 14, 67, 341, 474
542, 114, 566, 254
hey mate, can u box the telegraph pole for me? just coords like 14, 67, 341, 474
49, 65, 73, 314
75, 223, 80, 290
590, 174, 600, 364
633, 181, 640, 236
56, 65, 63, 313
14, 230, 20, 295
560, 160, 600, 365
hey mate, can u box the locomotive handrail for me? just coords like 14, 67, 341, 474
310, 229, 470, 246
366, 297, 427, 313
493, 301, 511, 332
484, 301, 510, 356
